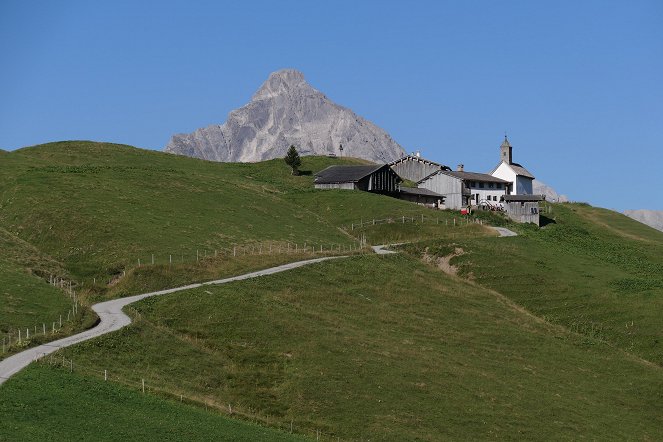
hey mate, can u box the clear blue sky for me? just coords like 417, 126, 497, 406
1, 1, 662, 210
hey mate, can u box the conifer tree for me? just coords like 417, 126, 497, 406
284, 145, 301, 175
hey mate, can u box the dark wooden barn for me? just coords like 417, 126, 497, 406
314, 165, 401, 193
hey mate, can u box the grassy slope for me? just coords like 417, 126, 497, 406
51, 255, 663, 440
0, 227, 72, 335
405, 203, 663, 365
0, 142, 356, 280
0, 141, 455, 283
0, 365, 304, 442
3, 141, 663, 439
0, 140, 461, 360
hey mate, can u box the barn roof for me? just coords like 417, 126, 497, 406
508, 162, 535, 179
447, 171, 510, 183
418, 170, 509, 184
398, 187, 445, 198
503, 194, 545, 202
314, 165, 397, 184
388, 155, 451, 170
490, 161, 535, 179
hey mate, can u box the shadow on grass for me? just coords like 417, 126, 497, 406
540, 215, 556, 228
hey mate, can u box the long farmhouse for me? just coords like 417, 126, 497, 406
312, 136, 544, 223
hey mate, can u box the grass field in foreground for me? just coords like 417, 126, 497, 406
51, 254, 663, 440
0, 364, 305, 442
402, 203, 663, 366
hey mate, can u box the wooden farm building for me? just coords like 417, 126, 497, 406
417, 166, 510, 210
314, 165, 401, 193
502, 194, 545, 225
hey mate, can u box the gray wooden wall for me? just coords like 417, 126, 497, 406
505, 202, 540, 225
391, 159, 441, 183
419, 174, 465, 209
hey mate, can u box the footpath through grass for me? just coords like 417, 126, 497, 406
47, 254, 663, 440
0, 364, 305, 442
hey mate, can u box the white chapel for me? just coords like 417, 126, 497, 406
489, 136, 535, 195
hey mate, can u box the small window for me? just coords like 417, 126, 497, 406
531, 207, 539, 214
493, 196, 498, 201
489, 183, 494, 189
479, 182, 484, 189
496, 183, 502, 189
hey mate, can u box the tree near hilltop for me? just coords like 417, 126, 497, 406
284, 145, 301, 175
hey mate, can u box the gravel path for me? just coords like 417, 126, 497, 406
490, 227, 518, 237
371, 245, 397, 254
0, 256, 344, 386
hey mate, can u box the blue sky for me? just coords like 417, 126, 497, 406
1, 1, 662, 210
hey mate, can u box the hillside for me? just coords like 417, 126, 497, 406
0, 141, 459, 356
403, 203, 663, 365
0, 142, 357, 282
46, 253, 663, 440
0, 141, 450, 285
2, 141, 663, 439
0, 226, 82, 343
0, 365, 304, 441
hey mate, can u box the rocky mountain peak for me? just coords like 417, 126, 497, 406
165, 69, 406, 163
252, 69, 311, 100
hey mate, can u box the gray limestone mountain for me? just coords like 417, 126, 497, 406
164, 69, 406, 163
533, 180, 568, 203
624, 210, 663, 232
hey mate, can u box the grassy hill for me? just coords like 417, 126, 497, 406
42, 254, 663, 440
0, 141, 454, 283
2, 141, 663, 439
402, 203, 663, 365
0, 141, 460, 354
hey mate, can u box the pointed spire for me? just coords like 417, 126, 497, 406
501, 133, 511, 148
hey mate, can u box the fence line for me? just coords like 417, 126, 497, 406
2, 282, 82, 356
348, 214, 485, 230
98, 240, 365, 287
3, 240, 365, 357
36, 355, 342, 441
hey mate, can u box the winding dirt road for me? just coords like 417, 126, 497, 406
0, 256, 343, 386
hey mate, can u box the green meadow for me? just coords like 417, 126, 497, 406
0, 364, 304, 442
1, 141, 663, 440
